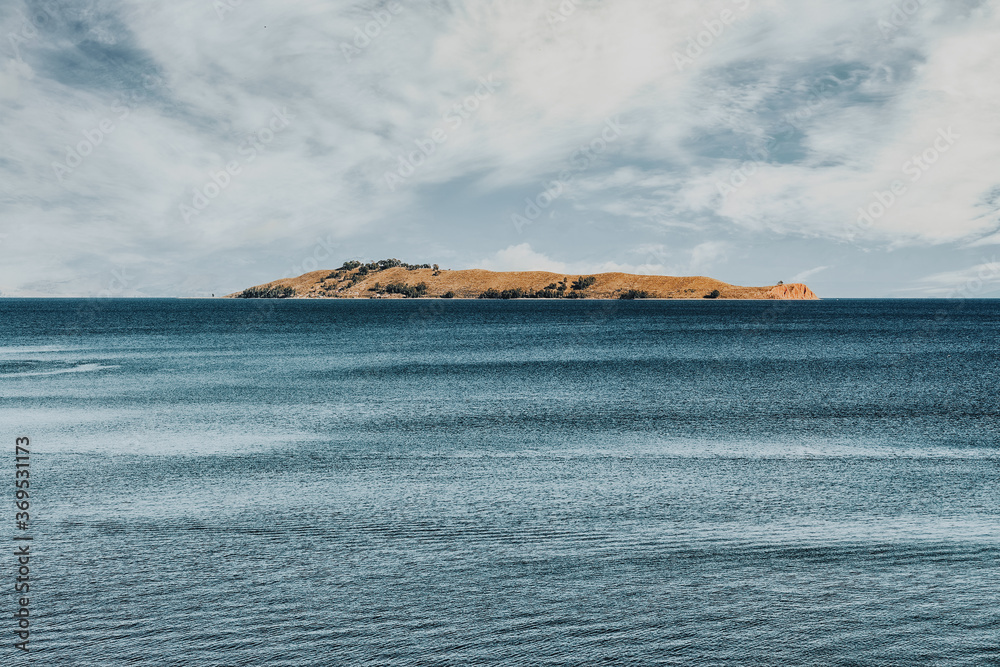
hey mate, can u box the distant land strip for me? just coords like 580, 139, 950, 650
230, 259, 819, 300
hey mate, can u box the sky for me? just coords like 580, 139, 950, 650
1, 0, 999, 298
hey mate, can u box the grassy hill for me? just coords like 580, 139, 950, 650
230, 259, 819, 300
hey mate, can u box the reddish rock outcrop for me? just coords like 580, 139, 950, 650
766, 283, 819, 300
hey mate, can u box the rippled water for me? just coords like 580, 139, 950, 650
1, 298, 998, 665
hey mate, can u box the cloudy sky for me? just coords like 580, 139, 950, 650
1, 0, 999, 297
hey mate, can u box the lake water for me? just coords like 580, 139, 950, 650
1, 298, 998, 665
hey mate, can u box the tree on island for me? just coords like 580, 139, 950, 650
236, 286, 296, 299
383, 282, 428, 298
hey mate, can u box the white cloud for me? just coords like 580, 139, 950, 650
478, 243, 568, 273
688, 241, 728, 273
678, 2, 1000, 245
1, 0, 999, 295
790, 265, 830, 283
913, 258, 1000, 296
967, 232, 1000, 247
479, 243, 694, 277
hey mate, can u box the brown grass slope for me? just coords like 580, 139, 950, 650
230, 267, 819, 300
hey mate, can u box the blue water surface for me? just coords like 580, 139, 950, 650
1, 298, 998, 665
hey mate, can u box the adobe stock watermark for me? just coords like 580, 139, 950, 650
715, 152, 765, 201
340, 1, 405, 62
5, 0, 96, 99
781, 75, 846, 133
51, 74, 163, 184
941, 257, 1000, 299
673, 0, 753, 72
383, 74, 501, 192
5, 1, 67, 62
213, 0, 244, 21
64, 265, 142, 336
716, 75, 846, 200
543, 0, 584, 29
512, 116, 625, 233
180, 106, 293, 224
878, 0, 930, 39
889, 256, 1000, 368
847, 126, 959, 241
230, 235, 340, 332
280, 234, 341, 279
6, 13, 43, 62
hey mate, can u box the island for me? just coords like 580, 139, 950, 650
230, 259, 819, 300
